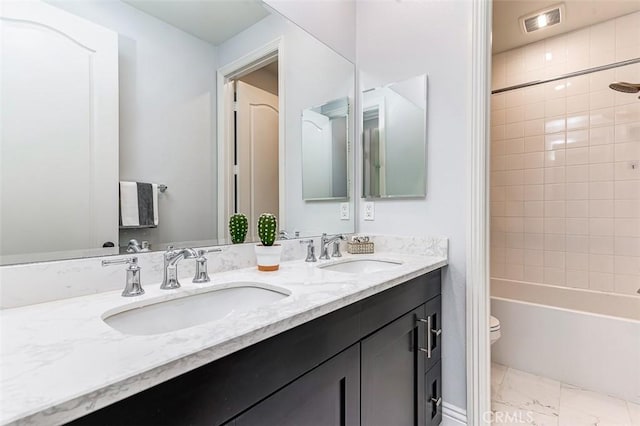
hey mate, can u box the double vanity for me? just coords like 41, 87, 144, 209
0, 236, 447, 426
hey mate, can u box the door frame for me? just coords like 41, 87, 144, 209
216, 38, 285, 241
466, 0, 492, 425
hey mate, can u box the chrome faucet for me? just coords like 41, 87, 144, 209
319, 233, 346, 260
161, 246, 197, 290
102, 257, 144, 297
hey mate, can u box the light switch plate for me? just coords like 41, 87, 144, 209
340, 202, 350, 220
364, 202, 375, 221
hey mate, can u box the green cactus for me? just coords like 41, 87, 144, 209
257, 213, 277, 246
229, 213, 248, 244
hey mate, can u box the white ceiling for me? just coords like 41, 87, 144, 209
493, 0, 640, 53
123, 0, 270, 46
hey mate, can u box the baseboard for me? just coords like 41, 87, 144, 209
442, 401, 467, 425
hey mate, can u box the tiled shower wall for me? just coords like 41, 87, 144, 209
490, 12, 640, 296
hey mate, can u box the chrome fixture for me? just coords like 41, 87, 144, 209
319, 233, 346, 260
299, 239, 317, 262
416, 315, 442, 359
126, 239, 150, 253
192, 248, 222, 283
279, 230, 300, 240
609, 81, 640, 98
102, 257, 144, 297
158, 184, 168, 193
492, 58, 640, 95
332, 240, 343, 258
161, 246, 197, 290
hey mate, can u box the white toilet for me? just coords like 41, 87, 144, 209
490, 315, 501, 344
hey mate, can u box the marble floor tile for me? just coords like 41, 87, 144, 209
492, 363, 508, 401
490, 365, 638, 426
492, 363, 508, 388
627, 401, 640, 425
493, 368, 561, 418
492, 401, 559, 426
558, 384, 631, 426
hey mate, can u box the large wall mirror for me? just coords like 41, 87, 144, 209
362, 74, 427, 199
0, 0, 355, 265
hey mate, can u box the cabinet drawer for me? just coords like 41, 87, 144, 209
425, 360, 443, 426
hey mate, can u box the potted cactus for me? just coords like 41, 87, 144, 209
254, 213, 282, 271
229, 213, 248, 244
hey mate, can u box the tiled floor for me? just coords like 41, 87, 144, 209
491, 363, 640, 425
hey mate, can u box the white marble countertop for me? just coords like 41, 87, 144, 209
0, 252, 447, 425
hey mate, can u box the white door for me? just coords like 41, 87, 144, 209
235, 81, 279, 240
0, 1, 119, 257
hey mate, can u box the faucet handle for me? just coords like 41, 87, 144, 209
193, 250, 210, 283
102, 257, 144, 297
300, 239, 317, 262
192, 248, 222, 283
332, 240, 343, 258
102, 257, 139, 268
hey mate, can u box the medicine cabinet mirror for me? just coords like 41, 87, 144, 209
301, 97, 350, 201
362, 74, 427, 199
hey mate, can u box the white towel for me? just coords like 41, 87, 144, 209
119, 182, 140, 227
152, 183, 159, 226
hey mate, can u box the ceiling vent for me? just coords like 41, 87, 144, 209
520, 4, 564, 34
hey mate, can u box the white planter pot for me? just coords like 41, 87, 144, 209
254, 244, 282, 271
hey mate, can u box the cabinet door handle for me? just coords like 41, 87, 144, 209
431, 396, 442, 407
416, 316, 442, 358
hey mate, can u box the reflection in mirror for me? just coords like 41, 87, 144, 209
362, 74, 427, 199
301, 98, 349, 201
0, 0, 355, 265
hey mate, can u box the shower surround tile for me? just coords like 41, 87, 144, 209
491, 11, 640, 296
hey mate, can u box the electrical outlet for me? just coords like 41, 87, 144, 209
340, 202, 350, 220
364, 202, 375, 221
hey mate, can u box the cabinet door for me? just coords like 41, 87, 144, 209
234, 344, 360, 426
361, 305, 426, 426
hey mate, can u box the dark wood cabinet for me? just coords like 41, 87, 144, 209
426, 360, 443, 426
71, 269, 443, 426
361, 306, 425, 426
232, 344, 360, 426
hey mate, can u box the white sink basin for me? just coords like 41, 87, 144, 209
103, 284, 289, 335
318, 259, 403, 274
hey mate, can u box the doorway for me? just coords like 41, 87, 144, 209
217, 43, 283, 243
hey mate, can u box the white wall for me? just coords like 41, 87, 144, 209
264, 0, 356, 63
356, 0, 472, 410
217, 13, 356, 237
47, 0, 219, 249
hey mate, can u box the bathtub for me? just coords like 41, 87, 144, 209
491, 278, 640, 404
